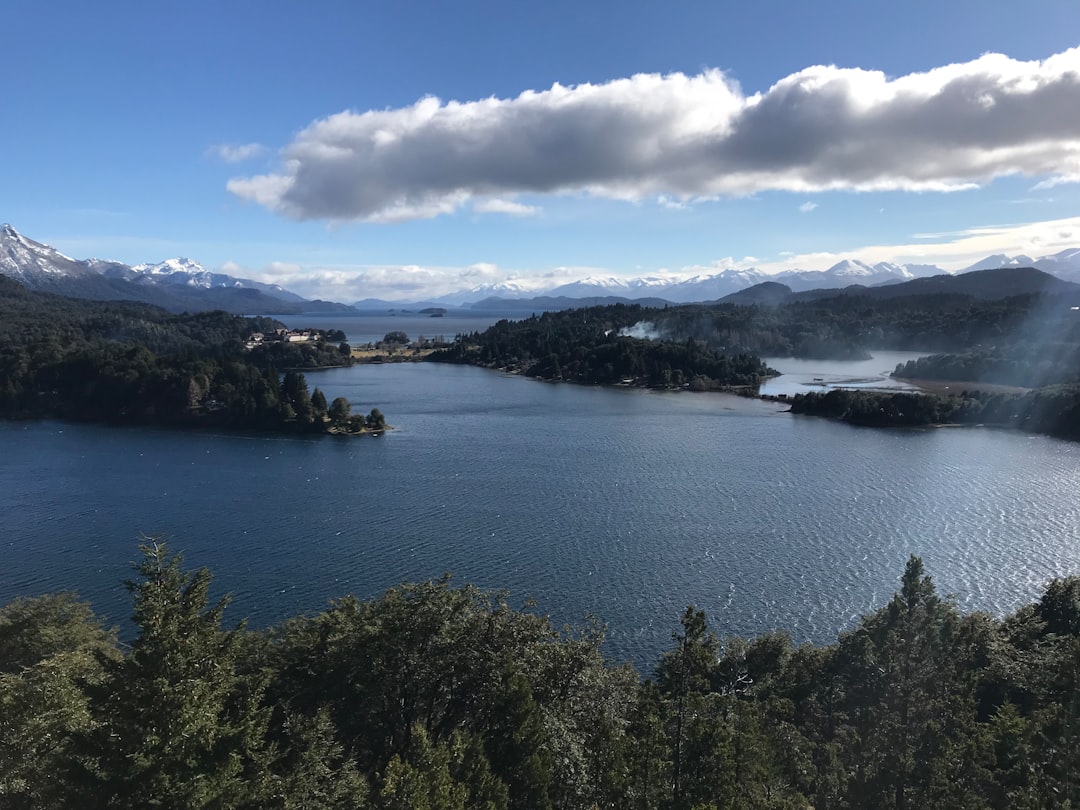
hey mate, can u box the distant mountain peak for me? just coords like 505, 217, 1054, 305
133, 257, 209, 275
826, 259, 876, 277
0, 224, 335, 313
5, 222, 1080, 309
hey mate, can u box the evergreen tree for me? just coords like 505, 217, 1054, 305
621, 681, 672, 810
484, 670, 553, 810
310, 388, 328, 418
268, 708, 370, 809
0, 594, 117, 808
71, 542, 273, 808
835, 556, 981, 810
367, 408, 386, 431
656, 607, 723, 810
328, 397, 351, 427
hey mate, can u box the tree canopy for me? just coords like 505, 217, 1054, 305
1, 547, 1078, 808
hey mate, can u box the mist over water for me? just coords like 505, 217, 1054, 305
3, 360, 1079, 672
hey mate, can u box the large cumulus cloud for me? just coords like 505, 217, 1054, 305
229, 47, 1080, 222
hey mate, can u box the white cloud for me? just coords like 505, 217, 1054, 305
226, 258, 565, 302
756, 215, 1080, 273
206, 142, 267, 163
798, 201, 818, 213
473, 198, 541, 216
229, 47, 1080, 222
1032, 174, 1080, 190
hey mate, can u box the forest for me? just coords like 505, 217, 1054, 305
430, 290, 1080, 389
0, 544, 1077, 809
426, 290, 1080, 439
787, 386, 1080, 441
428, 305, 775, 390
0, 276, 384, 435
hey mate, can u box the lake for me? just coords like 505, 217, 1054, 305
3, 341, 1079, 672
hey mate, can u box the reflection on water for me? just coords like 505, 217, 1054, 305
2, 360, 1078, 672
760, 351, 928, 397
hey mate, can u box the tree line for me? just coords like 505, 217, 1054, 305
0, 277, 383, 434
787, 386, 1080, 441
1, 544, 1077, 809
428, 291, 1080, 392
428, 305, 775, 389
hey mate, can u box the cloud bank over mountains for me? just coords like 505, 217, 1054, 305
6, 222, 1080, 308
229, 47, 1080, 222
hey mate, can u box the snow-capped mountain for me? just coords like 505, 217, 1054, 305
961, 254, 1037, 273
1032, 248, 1080, 283
427, 280, 542, 307
772, 260, 942, 293
120, 257, 306, 301
1, 223, 96, 281
547, 275, 643, 298
0, 224, 336, 313
657, 269, 767, 302
6, 222, 1080, 310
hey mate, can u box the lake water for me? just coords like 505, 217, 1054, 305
3, 341, 1079, 672
760, 351, 926, 397
272, 312, 518, 347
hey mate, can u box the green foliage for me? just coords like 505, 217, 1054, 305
0, 594, 116, 809
328, 396, 351, 427
1036, 576, 1080, 635
71, 542, 274, 808
789, 385, 1080, 441
366, 407, 386, 431
1, 550, 1078, 808
429, 306, 774, 389
310, 387, 328, 417
0, 284, 387, 437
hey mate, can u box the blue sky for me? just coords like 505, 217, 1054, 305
4, 1, 1080, 301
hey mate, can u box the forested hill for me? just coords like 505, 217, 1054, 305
0, 280, 384, 434
428, 287, 1080, 384
727, 266, 1080, 306
429, 303, 776, 389
1, 545, 1077, 808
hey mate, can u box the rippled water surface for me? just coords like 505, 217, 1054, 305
3, 362, 1079, 671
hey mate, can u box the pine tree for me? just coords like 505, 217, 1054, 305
836, 556, 981, 809
0, 594, 117, 808
656, 606, 721, 810
71, 542, 273, 808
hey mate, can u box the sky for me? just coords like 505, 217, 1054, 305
4, 1, 1080, 302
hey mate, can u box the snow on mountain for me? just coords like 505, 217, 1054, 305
899, 264, 945, 279
431, 280, 541, 307
664, 269, 770, 302
773, 260, 946, 292
548, 276, 639, 298
133, 257, 215, 281
0, 223, 92, 280
828, 259, 876, 277
1033, 248, 1080, 283
7, 222, 1080, 308
0, 225, 304, 304
961, 254, 1037, 273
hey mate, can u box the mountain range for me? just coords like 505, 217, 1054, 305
0, 224, 352, 314
4, 223, 1080, 313
432, 252, 1080, 310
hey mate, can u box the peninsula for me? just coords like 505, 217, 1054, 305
423, 276, 1080, 441
0, 277, 387, 436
